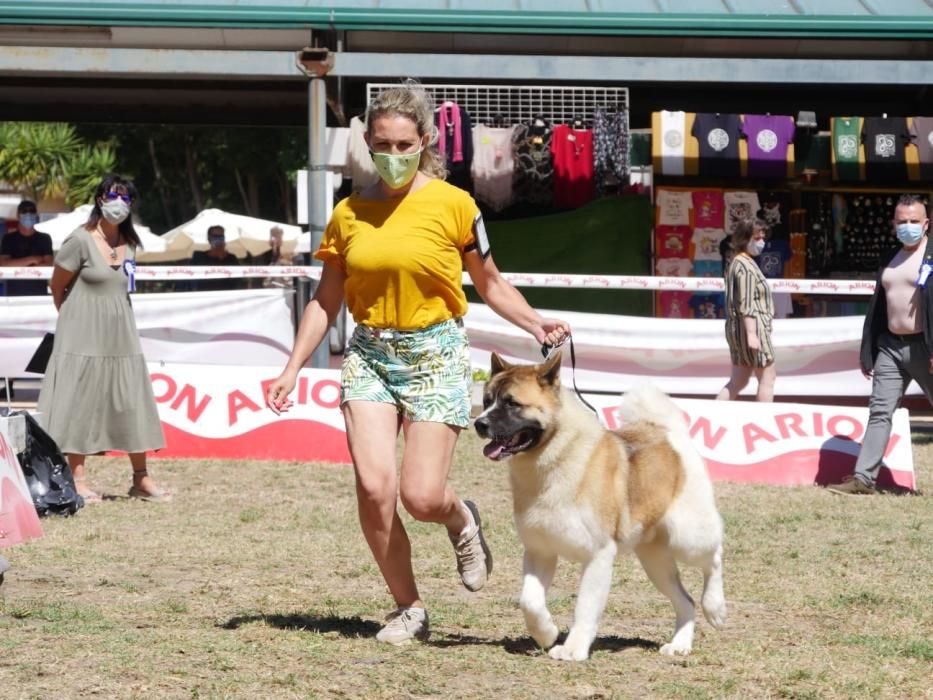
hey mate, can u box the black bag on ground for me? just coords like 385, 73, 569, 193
15, 411, 84, 516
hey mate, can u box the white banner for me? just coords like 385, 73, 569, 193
0, 289, 296, 378
582, 394, 915, 491
465, 304, 886, 397
148, 363, 349, 463
0, 267, 876, 295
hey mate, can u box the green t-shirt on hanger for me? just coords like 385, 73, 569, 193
832, 117, 862, 181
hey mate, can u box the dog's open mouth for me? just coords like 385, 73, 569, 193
483, 430, 537, 460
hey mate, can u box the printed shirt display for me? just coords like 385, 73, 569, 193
741, 115, 795, 179
593, 108, 629, 193
831, 117, 862, 181
692, 190, 725, 228
659, 110, 686, 176
757, 239, 790, 278
655, 258, 692, 277
471, 125, 517, 212
689, 294, 724, 319
658, 292, 692, 318
910, 117, 933, 181
655, 226, 691, 258
692, 113, 742, 178
512, 120, 553, 206
550, 124, 595, 209
692, 228, 728, 261
758, 190, 790, 240
656, 190, 692, 226
862, 116, 910, 182
723, 191, 761, 234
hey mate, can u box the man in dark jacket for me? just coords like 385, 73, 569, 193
828, 194, 930, 495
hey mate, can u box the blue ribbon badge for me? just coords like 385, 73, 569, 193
918, 262, 932, 289
123, 258, 137, 293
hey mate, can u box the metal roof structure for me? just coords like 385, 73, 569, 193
1, 1, 933, 38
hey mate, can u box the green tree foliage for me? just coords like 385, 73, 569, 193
75, 124, 307, 233
0, 122, 115, 203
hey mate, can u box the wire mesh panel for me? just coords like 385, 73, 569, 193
365, 83, 628, 128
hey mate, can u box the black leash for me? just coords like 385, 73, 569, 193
541, 335, 598, 415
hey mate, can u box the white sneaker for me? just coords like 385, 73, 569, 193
449, 500, 492, 592
375, 607, 429, 645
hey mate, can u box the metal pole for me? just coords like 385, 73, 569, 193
307, 72, 330, 369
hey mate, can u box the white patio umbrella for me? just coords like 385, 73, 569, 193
161, 208, 302, 259
34, 205, 192, 262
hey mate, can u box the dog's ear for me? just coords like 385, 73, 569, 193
538, 350, 562, 387
490, 352, 511, 377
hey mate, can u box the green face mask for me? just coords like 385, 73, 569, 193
371, 149, 422, 189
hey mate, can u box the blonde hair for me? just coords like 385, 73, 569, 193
365, 79, 447, 180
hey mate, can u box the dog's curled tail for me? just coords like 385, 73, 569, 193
618, 382, 689, 435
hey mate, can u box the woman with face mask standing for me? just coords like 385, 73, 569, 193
265, 81, 570, 645
716, 218, 777, 402
37, 174, 169, 503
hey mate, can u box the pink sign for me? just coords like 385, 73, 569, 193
0, 423, 43, 549
584, 394, 915, 490
148, 364, 351, 463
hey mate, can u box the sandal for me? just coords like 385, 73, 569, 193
128, 471, 172, 503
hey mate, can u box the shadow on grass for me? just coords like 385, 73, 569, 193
221, 613, 659, 654
428, 632, 658, 656
220, 612, 380, 638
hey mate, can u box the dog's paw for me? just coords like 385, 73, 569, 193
530, 622, 559, 649
659, 641, 692, 657
548, 643, 590, 662
703, 600, 727, 630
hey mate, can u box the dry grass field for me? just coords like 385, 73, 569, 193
1, 430, 931, 699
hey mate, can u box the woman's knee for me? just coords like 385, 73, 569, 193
398, 483, 446, 522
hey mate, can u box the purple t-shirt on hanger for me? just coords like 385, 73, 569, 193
742, 115, 796, 179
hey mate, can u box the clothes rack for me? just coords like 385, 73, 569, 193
365, 83, 629, 129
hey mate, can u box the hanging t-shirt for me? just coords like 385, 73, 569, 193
658, 291, 692, 319
593, 108, 630, 194
723, 191, 761, 233
692, 113, 742, 178
660, 110, 686, 176
550, 124, 595, 209
786, 232, 808, 278
910, 117, 933, 181
692, 259, 722, 279
471, 124, 517, 212
656, 190, 692, 226
757, 190, 790, 240
512, 119, 553, 206
757, 239, 790, 278
655, 258, 692, 277
435, 102, 475, 193
691, 190, 725, 228
832, 117, 862, 181
344, 116, 381, 192
692, 228, 727, 261
655, 226, 691, 258
742, 114, 795, 179
689, 294, 724, 319
862, 116, 910, 182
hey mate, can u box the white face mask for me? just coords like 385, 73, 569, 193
101, 198, 130, 225
747, 239, 765, 256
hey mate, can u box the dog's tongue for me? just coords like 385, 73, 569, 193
483, 441, 506, 460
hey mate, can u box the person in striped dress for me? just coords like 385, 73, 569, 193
716, 218, 776, 402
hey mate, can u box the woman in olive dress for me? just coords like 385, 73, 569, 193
38, 174, 170, 502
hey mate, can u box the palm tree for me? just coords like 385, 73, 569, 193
0, 122, 115, 204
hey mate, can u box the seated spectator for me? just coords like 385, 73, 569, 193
0, 200, 53, 296
190, 225, 244, 291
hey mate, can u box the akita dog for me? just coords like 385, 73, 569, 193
474, 352, 726, 661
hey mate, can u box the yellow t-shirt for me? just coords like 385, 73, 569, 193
316, 179, 480, 330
